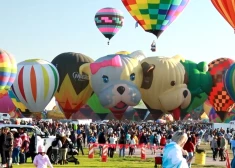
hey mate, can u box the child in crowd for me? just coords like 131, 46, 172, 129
33, 145, 53, 168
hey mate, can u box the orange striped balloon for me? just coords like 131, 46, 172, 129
11, 59, 59, 113
211, 0, 235, 30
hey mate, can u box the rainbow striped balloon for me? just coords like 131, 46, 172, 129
95, 7, 124, 44
224, 63, 235, 102
11, 59, 59, 112
0, 49, 17, 90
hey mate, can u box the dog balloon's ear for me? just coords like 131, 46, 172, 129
79, 63, 91, 76
129, 50, 146, 62
141, 62, 155, 89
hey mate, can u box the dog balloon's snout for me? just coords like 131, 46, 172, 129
183, 90, 188, 98
117, 86, 125, 95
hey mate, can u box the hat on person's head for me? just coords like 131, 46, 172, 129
60, 133, 65, 137
11, 128, 18, 132
38, 145, 45, 153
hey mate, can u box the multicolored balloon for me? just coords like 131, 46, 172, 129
0, 49, 17, 90
95, 7, 124, 44
87, 93, 111, 120
51, 52, 93, 119
0, 93, 16, 113
211, 0, 235, 32
224, 63, 235, 103
121, 0, 189, 38
8, 89, 32, 117
208, 58, 235, 122
11, 59, 59, 114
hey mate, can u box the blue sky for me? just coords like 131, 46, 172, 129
0, 0, 234, 64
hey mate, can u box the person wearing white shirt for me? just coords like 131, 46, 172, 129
129, 135, 136, 156
108, 134, 116, 158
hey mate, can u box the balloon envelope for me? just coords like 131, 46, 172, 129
0, 49, 17, 90
12, 59, 59, 113
0, 93, 16, 113
224, 63, 235, 103
121, 0, 189, 38
51, 52, 93, 119
95, 7, 124, 41
208, 58, 234, 122
211, 0, 235, 31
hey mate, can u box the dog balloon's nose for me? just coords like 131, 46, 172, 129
117, 86, 125, 95
183, 90, 188, 98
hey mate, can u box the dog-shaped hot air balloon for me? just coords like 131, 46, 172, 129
79, 51, 144, 120
140, 55, 191, 120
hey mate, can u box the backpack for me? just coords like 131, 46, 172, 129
52, 139, 58, 147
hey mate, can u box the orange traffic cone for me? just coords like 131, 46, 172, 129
88, 143, 94, 159
141, 145, 146, 160
101, 145, 108, 162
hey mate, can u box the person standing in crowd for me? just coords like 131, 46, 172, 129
230, 136, 235, 157
12, 129, 22, 165
0, 127, 8, 168
3, 127, 14, 168
108, 134, 116, 158
59, 134, 69, 165
218, 133, 226, 161
211, 136, 218, 161
118, 133, 126, 157
98, 130, 106, 157
20, 135, 30, 164
183, 137, 195, 168
77, 133, 84, 155
29, 133, 37, 162
51, 134, 62, 165
33, 145, 53, 168
149, 132, 155, 155
162, 131, 189, 168
81, 130, 86, 147
129, 135, 136, 157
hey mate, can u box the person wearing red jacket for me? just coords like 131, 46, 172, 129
183, 137, 195, 168
160, 135, 167, 148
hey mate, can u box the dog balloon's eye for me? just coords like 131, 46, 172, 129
171, 81, 176, 86
102, 75, 109, 83
130, 73, 135, 81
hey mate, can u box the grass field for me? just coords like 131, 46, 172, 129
14, 144, 228, 168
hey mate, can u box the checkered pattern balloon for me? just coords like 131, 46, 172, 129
224, 63, 235, 103
95, 7, 124, 41
121, 0, 189, 38
208, 58, 235, 121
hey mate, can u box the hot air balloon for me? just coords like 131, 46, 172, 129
87, 93, 111, 120
95, 7, 124, 45
121, 0, 189, 38
51, 52, 94, 119
79, 51, 146, 120
0, 93, 16, 115
133, 100, 149, 121
11, 59, 59, 117
181, 60, 212, 118
0, 49, 17, 90
8, 89, 32, 117
208, 58, 235, 122
224, 63, 235, 102
211, 0, 235, 32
